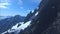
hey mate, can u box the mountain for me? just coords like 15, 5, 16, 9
2, 21, 31, 34
0, 15, 25, 33
24, 8, 38, 23
3, 8, 39, 34
0, 16, 13, 21
0, 16, 7, 20
18, 0, 60, 34
2, 0, 60, 34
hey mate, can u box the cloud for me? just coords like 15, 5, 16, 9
0, 0, 11, 9
0, 3, 10, 8
0, 0, 10, 3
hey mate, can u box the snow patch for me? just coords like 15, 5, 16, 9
35, 12, 39, 16
32, 10, 34, 13
2, 21, 31, 34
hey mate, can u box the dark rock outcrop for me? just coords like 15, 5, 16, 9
41, 11, 60, 34
18, 0, 60, 34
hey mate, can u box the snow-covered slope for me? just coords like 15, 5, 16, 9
2, 10, 39, 34
35, 12, 39, 16
2, 21, 31, 34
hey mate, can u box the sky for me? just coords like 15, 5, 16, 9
0, 0, 41, 16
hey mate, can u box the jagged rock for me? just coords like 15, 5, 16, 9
18, 0, 60, 34
41, 12, 60, 34
30, 0, 58, 34
24, 11, 33, 23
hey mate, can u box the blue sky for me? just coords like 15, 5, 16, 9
0, 0, 41, 16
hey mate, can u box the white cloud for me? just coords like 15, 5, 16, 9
0, 3, 10, 8
0, 0, 11, 9
0, 0, 10, 3
0, 5, 7, 8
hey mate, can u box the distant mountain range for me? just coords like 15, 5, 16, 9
0, 16, 13, 20
0, 15, 25, 33
0, 16, 7, 20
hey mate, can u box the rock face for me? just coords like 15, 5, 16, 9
32, 0, 58, 34
41, 11, 60, 34
18, 0, 60, 34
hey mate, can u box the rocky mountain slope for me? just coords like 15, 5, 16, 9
0, 15, 25, 33
18, 0, 60, 34
2, 0, 60, 34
